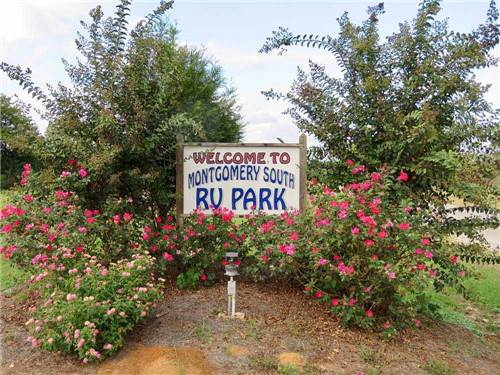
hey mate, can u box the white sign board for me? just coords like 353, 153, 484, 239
179, 142, 305, 215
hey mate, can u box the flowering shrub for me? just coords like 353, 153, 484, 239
240, 165, 468, 329
141, 163, 468, 330
1, 164, 163, 362
26, 253, 161, 362
141, 207, 245, 289
1, 163, 144, 267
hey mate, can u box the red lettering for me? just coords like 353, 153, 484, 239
223, 152, 232, 164
243, 153, 256, 164
257, 152, 266, 164
280, 152, 290, 164
270, 152, 280, 164
206, 152, 215, 164
233, 152, 243, 164
193, 152, 206, 164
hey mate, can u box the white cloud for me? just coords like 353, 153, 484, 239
200, 41, 338, 71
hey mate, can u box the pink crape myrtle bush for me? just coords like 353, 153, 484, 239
1, 164, 163, 362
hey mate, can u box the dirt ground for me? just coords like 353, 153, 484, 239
1, 281, 499, 374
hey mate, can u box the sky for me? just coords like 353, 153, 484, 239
0, 0, 499, 143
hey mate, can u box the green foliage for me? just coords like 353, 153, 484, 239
27, 254, 162, 362
141, 206, 243, 288
260, 0, 499, 208
0, 95, 44, 188
1, 0, 243, 213
0, 165, 162, 362
143, 166, 470, 329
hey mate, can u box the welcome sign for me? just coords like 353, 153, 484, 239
176, 136, 306, 219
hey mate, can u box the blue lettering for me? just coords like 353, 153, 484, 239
243, 188, 256, 209
232, 188, 244, 210
210, 188, 223, 208
274, 188, 286, 210
259, 188, 272, 210
196, 188, 209, 209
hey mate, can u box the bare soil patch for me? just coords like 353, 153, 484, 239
1, 281, 499, 374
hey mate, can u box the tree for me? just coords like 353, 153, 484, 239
1, 0, 243, 212
0, 95, 44, 189
260, 0, 499, 207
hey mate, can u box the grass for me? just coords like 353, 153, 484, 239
426, 264, 500, 335
463, 265, 500, 311
0, 190, 30, 296
244, 317, 263, 340
248, 354, 279, 372
422, 359, 455, 375
190, 319, 213, 343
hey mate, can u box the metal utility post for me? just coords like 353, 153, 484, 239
224, 252, 239, 318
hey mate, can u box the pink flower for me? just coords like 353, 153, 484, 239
290, 231, 299, 241
77, 338, 85, 349
398, 222, 410, 230
351, 227, 360, 235
79, 226, 87, 234
346, 159, 354, 166
383, 321, 392, 329
123, 212, 133, 221
103, 343, 113, 350
331, 298, 339, 306
162, 253, 174, 261
314, 291, 323, 298
386, 271, 396, 280
337, 210, 348, 219
318, 258, 328, 266
364, 239, 375, 247
371, 172, 381, 182
365, 310, 374, 318
397, 171, 409, 182
279, 244, 296, 256
60, 171, 71, 178
78, 168, 88, 178
315, 218, 330, 227
66, 293, 76, 302
458, 270, 465, 277
449, 255, 458, 264
421, 238, 430, 246
113, 214, 121, 224
413, 318, 422, 327
415, 248, 424, 255
424, 251, 433, 259
348, 298, 356, 306
200, 273, 207, 281
377, 231, 387, 239
74, 329, 80, 339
